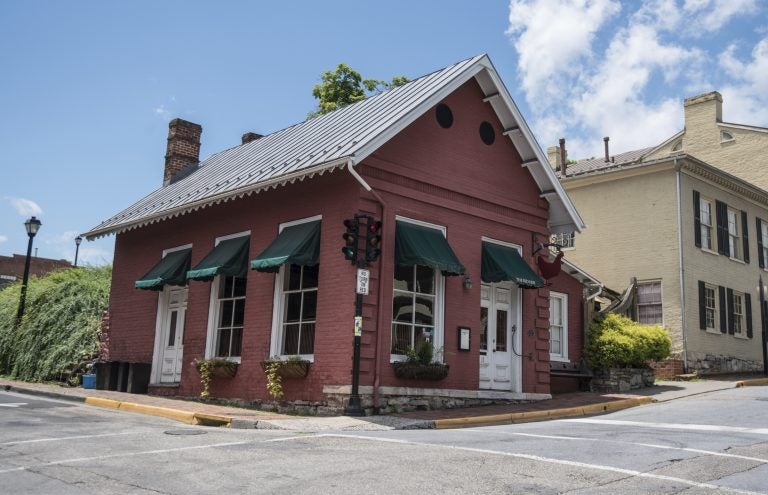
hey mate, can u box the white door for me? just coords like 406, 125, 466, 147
479, 284, 519, 391
159, 287, 187, 383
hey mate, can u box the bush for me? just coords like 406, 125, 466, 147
0, 265, 111, 382
585, 313, 671, 370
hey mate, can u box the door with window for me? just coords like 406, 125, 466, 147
160, 287, 187, 383
479, 284, 518, 390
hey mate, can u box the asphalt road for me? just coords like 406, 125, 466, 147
1, 387, 767, 494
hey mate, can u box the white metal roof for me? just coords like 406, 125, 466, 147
85, 54, 585, 239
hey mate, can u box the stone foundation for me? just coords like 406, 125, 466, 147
687, 352, 763, 374
590, 368, 655, 393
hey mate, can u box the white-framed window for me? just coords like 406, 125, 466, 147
204, 232, 250, 361
727, 208, 741, 260
269, 215, 321, 359
700, 197, 713, 251
761, 221, 768, 268
549, 292, 568, 361
637, 280, 663, 325
732, 290, 744, 336
390, 217, 445, 359
550, 232, 575, 250
704, 283, 718, 332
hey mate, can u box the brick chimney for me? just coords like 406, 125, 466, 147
241, 132, 263, 144
164, 118, 202, 186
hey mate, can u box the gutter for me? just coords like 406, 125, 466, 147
675, 158, 689, 373
346, 160, 388, 413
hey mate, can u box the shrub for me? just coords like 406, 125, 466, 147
585, 313, 671, 371
0, 265, 111, 382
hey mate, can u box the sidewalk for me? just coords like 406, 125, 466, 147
3, 374, 766, 431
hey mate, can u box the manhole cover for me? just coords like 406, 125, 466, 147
164, 429, 207, 436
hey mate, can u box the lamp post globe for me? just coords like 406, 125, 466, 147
16, 216, 42, 325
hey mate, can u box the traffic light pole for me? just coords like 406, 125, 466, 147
345, 259, 365, 416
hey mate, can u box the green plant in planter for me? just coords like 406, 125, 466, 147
394, 341, 449, 380
264, 360, 283, 399
193, 358, 238, 399
261, 356, 311, 399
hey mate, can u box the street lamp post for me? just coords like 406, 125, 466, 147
16, 216, 42, 325
74, 235, 83, 267
759, 276, 767, 377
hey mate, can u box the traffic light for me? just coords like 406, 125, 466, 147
365, 218, 382, 263
341, 216, 359, 264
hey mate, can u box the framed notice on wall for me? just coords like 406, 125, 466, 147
458, 326, 470, 351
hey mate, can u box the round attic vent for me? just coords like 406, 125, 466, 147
479, 121, 495, 145
435, 104, 453, 128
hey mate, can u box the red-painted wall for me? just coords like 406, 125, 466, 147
107, 78, 586, 401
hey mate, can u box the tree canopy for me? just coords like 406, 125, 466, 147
309, 64, 409, 117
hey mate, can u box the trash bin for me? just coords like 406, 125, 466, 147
82, 373, 97, 389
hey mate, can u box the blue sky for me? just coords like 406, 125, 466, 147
1, 1, 766, 265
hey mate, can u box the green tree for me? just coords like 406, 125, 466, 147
309, 63, 409, 117
0, 265, 111, 382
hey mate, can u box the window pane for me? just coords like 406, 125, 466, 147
299, 323, 315, 354
415, 265, 434, 294
219, 300, 234, 328
167, 311, 178, 347
302, 290, 317, 320
284, 293, 302, 323
284, 264, 302, 292
416, 326, 433, 344
496, 309, 507, 352
391, 323, 412, 354
233, 276, 247, 297
302, 264, 319, 289
233, 299, 245, 326
550, 298, 562, 326
414, 295, 434, 325
637, 282, 661, 303
393, 265, 413, 292
230, 327, 242, 357
392, 292, 414, 323
217, 328, 231, 357
220, 276, 233, 298
550, 327, 562, 354
480, 307, 488, 351
638, 305, 663, 325
282, 324, 300, 354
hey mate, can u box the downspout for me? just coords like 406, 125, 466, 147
347, 159, 388, 412
675, 158, 689, 373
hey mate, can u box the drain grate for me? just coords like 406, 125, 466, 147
164, 429, 207, 436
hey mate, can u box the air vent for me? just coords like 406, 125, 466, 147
436, 104, 453, 128
479, 121, 495, 145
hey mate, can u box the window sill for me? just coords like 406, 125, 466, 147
729, 257, 745, 264
700, 248, 719, 256
208, 356, 241, 364
705, 328, 722, 335
550, 356, 569, 363
733, 333, 750, 340
273, 355, 314, 363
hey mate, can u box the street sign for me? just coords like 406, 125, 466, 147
354, 316, 362, 336
356, 268, 370, 295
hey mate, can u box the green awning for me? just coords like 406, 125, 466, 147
481, 241, 544, 288
251, 220, 321, 273
135, 248, 191, 290
395, 221, 465, 276
187, 236, 250, 281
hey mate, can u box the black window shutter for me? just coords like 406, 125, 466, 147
726, 288, 735, 335
693, 190, 701, 248
698, 281, 707, 330
745, 293, 753, 338
757, 218, 765, 269
742, 211, 750, 264
716, 201, 728, 256
719, 286, 727, 333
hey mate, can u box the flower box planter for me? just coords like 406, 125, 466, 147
392, 362, 449, 381
260, 360, 311, 378
194, 359, 238, 379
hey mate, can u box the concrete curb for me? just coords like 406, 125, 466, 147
3, 384, 86, 404
433, 397, 653, 429
735, 378, 768, 387
84, 397, 232, 427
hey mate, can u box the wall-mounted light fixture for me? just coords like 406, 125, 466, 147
463, 275, 473, 290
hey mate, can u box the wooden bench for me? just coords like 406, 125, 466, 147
550, 360, 593, 392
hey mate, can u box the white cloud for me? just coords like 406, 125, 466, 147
0, 235, 7, 244
505, 0, 763, 159
4, 197, 43, 217
40, 229, 112, 266
154, 104, 171, 120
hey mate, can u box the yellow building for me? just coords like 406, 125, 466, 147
550, 92, 768, 374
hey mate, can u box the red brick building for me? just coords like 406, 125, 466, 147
0, 254, 72, 288
85, 55, 598, 413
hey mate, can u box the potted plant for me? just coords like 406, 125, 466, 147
392, 341, 449, 380
193, 357, 239, 399
260, 356, 311, 399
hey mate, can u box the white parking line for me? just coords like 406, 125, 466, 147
563, 418, 768, 435
313, 434, 765, 495
1, 431, 143, 446
459, 430, 768, 464
0, 403, 27, 408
